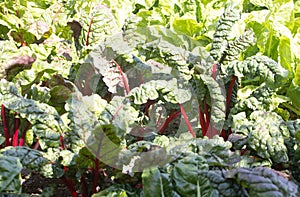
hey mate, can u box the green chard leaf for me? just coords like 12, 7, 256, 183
0, 146, 64, 178
232, 111, 289, 164
142, 167, 180, 197
78, 3, 118, 48
0, 155, 22, 194
0, 79, 64, 149
202, 167, 299, 197
222, 55, 289, 88
210, 5, 241, 62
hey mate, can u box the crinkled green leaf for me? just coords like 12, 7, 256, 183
220, 29, 256, 65
202, 167, 298, 197
172, 154, 214, 196
0, 79, 63, 148
223, 55, 289, 88
199, 74, 226, 131
232, 111, 289, 163
128, 78, 192, 104
169, 136, 236, 166
0, 146, 63, 178
142, 167, 180, 197
0, 155, 22, 194
99, 96, 139, 135
78, 3, 118, 48
66, 91, 121, 168
210, 5, 241, 62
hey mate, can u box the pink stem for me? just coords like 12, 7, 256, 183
158, 110, 181, 134
85, 16, 94, 46
12, 113, 20, 147
19, 121, 31, 146
92, 159, 99, 194
112, 60, 130, 94
203, 98, 210, 131
198, 107, 207, 136
1, 105, 10, 146
61, 175, 78, 197
226, 76, 237, 118
179, 103, 196, 138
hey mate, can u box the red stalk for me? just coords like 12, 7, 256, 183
198, 107, 207, 136
144, 100, 155, 117
112, 60, 130, 94
211, 63, 217, 79
85, 16, 94, 46
203, 98, 210, 131
1, 105, 10, 146
206, 126, 218, 139
179, 103, 196, 138
226, 76, 237, 118
92, 158, 99, 194
158, 110, 181, 134
12, 113, 20, 147
60, 135, 65, 150
52, 4, 63, 24
139, 70, 144, 84
19, 121, 31, 146
61, 175, 78, 197
111, 105, 124, 123
80, 175, 88, 197
33, 139, 40, 150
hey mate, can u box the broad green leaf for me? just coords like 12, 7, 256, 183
78, 3, 118, 48
287, 81, 300, 111
172, 154, 215, 197
142, 167, 179, 197
172, 17, 203, 37
232, 111, 289, 163
202, 167, 299, 196
0, 155, 22, 194
223, 55, 289, 88
92, 184, 139, 197
66, 91, 121, 168
0, 79, 64, 148
0, 146, 63, 178
279, 36, 293, 73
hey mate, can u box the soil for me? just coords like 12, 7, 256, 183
22, 169, 71, 197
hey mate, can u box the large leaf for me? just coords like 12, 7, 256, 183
128, 78, 192, 104
172, 154, 215, 197
0, 79, 64, 149
203, 167, 299, 197
142, 167, 180, 197
232, 111, 289, 163
0, 155, 22, 194
66, 91, 121, 168
78, 3, 119, 48
222, 55, 289, 88
0, 146, 63, 178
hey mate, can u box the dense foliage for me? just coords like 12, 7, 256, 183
0, 0, 300, 196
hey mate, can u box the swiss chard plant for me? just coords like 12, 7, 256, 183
0, 0, 300, 196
